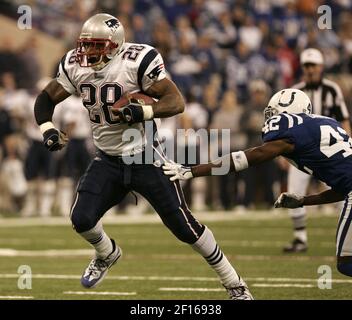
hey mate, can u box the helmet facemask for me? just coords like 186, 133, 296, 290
303, 103, 312, 115
264, 105, 279, 121
76, 38, 118, 68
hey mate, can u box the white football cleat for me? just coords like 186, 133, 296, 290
81, 239, 122, 289
224, 277, 254, 300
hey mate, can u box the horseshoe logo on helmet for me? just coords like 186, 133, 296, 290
278, 91, 296, 107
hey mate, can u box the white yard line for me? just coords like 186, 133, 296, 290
219, 240, 335, 248
63, 291, 136, 296
0, 274, 81, 279
0, 249, 336, 262
252, 283, 314, 288
0, 273, 351, 284
0, 295, 34, 299
159, 288, 223, 292
0, 248, 92, 257
0, 239, 336, 248
0, 273, 215, 281
159, 283, 316, 292
0, 208, 339, 228
0, 210, 333, 227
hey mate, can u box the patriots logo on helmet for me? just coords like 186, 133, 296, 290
105, 18, 120, 31
147, 64, 164, 80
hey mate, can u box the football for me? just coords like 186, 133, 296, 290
112, 92, 155, 112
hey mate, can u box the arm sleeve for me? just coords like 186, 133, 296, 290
137, 49, 167, 92
34, 90, 55, 125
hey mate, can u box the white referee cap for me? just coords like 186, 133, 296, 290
300, 48, 324, 65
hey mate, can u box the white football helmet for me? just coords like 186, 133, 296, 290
264, 88, 312, 120
76, 13, 125, 69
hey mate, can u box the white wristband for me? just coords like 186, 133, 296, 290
231, 151, 249, 172
142, 105, 154, 120
39, 121, 55, 134
184, 168, 193, 180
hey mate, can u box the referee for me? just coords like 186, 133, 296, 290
283, 48, 351, 253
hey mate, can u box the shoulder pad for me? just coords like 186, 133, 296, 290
262, 113, 304, 143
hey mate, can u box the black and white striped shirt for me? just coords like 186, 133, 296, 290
293, 78, 349, 122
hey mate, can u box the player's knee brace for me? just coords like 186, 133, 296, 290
337, 256, 352, 277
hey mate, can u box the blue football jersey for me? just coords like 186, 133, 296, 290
262, 113, 352, 196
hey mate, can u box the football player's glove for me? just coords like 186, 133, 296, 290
116, 98, 153, 125
43, 128, 68, 152
162, 161, 193, 181
274, 192, 304, 208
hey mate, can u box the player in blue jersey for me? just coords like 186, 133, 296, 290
163, 88, 352, 277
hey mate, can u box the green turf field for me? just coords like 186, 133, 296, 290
0, 211, 351, 300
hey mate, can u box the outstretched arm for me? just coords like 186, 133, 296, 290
196, 139, 293, 177
163, 139, 294, 180
275, 189, 345, 208
303, 189, 345, 205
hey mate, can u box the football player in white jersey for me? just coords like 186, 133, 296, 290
33, 14, 252, 299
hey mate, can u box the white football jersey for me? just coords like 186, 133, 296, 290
56, 42, 166, 156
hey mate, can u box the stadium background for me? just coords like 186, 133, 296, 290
0, 0, 352, 300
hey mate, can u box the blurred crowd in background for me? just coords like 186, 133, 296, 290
0, 0, 352, 216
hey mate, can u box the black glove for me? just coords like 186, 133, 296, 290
43, 128, 68, 151
116, 98, 144, 125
